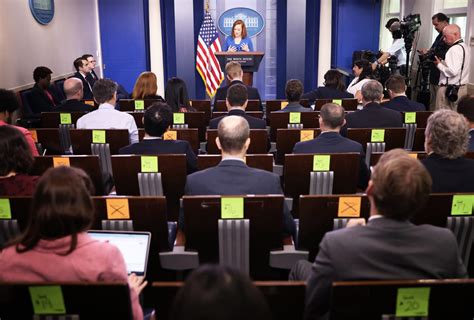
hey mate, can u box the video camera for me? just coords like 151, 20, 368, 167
400, 14, 421, 39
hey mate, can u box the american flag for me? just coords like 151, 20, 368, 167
196, 12, 224, 97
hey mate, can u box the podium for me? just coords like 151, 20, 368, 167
215, 51, 264, 87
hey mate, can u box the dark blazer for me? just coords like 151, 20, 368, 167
469, 131, 474, 152
305, 217, 467, 320
209, 109, 266, 129
301, 86, 354, 103
342, 102, 403, 136
293, 131, 369, 189
381, 96, 426, 112
72, 72, 94, 99
53, 99, 95, 112
184, 159, 296, 237
213, 80, 262, 111
27, 84, 60, 114
277, 102, 312, 113
421, 153, 474, 193
119, 138, 197, 173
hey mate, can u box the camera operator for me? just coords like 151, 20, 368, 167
434, 24, 470, 110
372, 18, 406, 76
418, 13, 450, 110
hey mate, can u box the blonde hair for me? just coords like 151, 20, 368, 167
132, 71, 158, 99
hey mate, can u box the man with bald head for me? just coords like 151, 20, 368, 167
53, 78, 94, 112
183, 116, 295, 236
434, 24, 471, 110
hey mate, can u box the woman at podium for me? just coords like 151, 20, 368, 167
222, 19, 254, 52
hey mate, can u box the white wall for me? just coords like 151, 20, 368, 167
0, 0, 101, 90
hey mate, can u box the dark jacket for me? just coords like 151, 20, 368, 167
28, 84, 60, 115
72, 72, 94, 99
53, 99, 95, 112
421, 153, 474, 193
277, 102, 312, 113
293, 131, 369, 189
468, 131, 474, 152
213, 80, 262, 111
381, 96, 426, 112
209, 108, 266, 129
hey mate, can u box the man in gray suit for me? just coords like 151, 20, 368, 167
291, 149, 467, 320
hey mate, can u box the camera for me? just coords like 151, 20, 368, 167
445, 85, 460, 102
400, 14, 421, 37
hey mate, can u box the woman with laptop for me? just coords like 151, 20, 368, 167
0, 166, 146, 320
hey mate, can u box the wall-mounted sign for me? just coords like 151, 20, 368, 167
218, 7, 265, 38
29, 0, 55, 25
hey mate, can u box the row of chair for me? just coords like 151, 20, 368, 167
2, 193, 473, 280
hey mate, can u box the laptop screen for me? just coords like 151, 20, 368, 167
88, 230, 151, 277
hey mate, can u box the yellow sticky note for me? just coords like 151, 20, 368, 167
134, 100, 145, 110
30, 130, 38, 143
106, 198, 130, 219
405, 112, 416, 124
337, 197, 361, 217
280, 101, 289, 109
59, 113, 72, 125
173, 113, 185, 124
141, 156, 158, 173
92, 130, 106, 143
371, 129, 385, 142
408, 153, 418, 159
0, 199, 12, 219
313, 155, 330, 171
84, 100, 95, 106
332, 99, 342, 105
451, 195, 474, 215
289, 112, 301, 124
53, 157, 70, 168
164, 130, 177, 140
29, 286, 66, 315
300, 130, 314, 142
396, 287, 430, 317
221, 197, 244, 219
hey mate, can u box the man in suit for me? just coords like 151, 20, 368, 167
27, 66, 60, 115
213, 61, 262, 111
76, 79, 138, 144
292, 149, 467, 320
293, 103, 369, 189
382, 75, 425, 112
301, 69, 353, 104
82, 54, 99, 81
209, 83, 266, 129
184, 116, 296, 237
457, 95, 474, 151
278, 79, 311, 113
119, 102, 197, 173
422, 109, 474, 192
53, 78, 95, 112
72, 57, 95, 100
343, 80, 402, 134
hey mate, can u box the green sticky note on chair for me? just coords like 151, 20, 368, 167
371, 129, 385, 142
141, 156, 159, 173
134, 100, 145, 110
313, 155, 331, 171
92, 130, 106, 143
395, 287, 430, 317
332, 99, 342, 106
404, 112, 416, 124
289, 112, 301, 124
0, 199, 12, 219
59, 113, 72, 125
173, 113, 185, 124
221, 197, 244, 219
451, 195, 474, 215
29, 285, 66, 315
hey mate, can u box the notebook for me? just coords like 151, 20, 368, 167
88, 230, 151, 277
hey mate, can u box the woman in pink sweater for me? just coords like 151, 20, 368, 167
0, 166, 146, 320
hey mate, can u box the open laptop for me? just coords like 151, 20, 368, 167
88, 230, 151, 277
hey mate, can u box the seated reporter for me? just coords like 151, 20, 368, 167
0, 166, 146, 320
422, 109, 474, 192
301, 69, 353, 104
